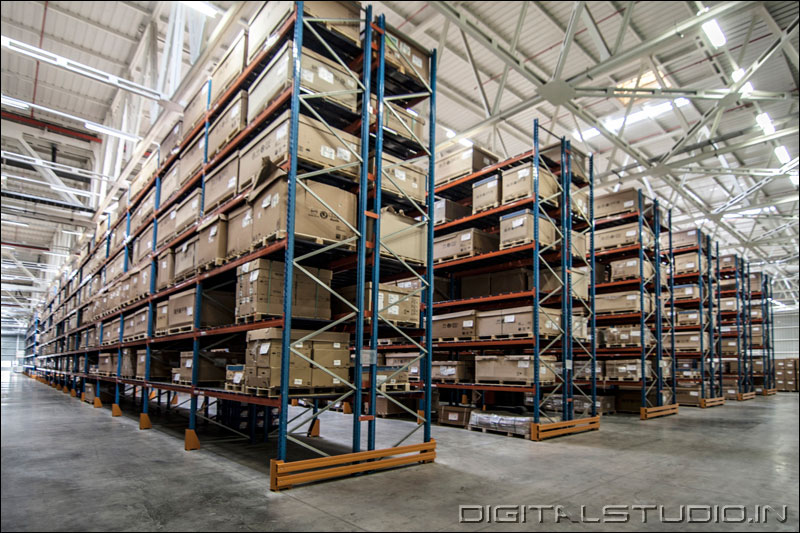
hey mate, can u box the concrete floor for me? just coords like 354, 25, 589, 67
2, 372, 798, 532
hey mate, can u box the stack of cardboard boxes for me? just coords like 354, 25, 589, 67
776, 359, 798, 391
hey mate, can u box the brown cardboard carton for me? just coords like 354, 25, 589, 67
132, 223, 154, 266
431, 361, 473, 381
605, 359, 652, 380
203, 154, 239, 211
438, 405, 472, 427
180, 133, 205, 186
433, 228, 498, 262
677, 310, 701, 326
369, 207, 426, 263
472, 175, 500, 213
434, 145, 498, 185
720, 338, 739, 354
226, 205, 253, 257
173, 237, 198, 280
226, 364, 246, 386
161, 120, 183, 159
167, 288, 235, 330
336, 282, 420, 326
178, 351, 227, 382
460, 272, 492, 299
174, 188, 202, 235
594, 189, 639, 218
311, 368, 350, 388
668, 332, 710, 351
208, 90, 248, 158
499, 209, 556, 248
210, 32, 247, 106
609, 257, 654, 281
238, 111, 361, 187
156, 207, 178, 248
393, 276, 450, 302
491, 268, 531, 295
183, 82, 209, 132
251, 175, 358, 245
160, 161, 180, 204
98, 353, 117, 374
600, 326, 653, 347
433, 198, 470, 225
595, 222, 653, 250
246, 328, 312, 367
719, 297, 737, 312
475, 355, 556, 384
384, 353, 420, 379
197, 216, 227, 269
119, 348, 136, 377
369, 95, 426, 145
432, 310, 477, 339
130, 188, 155, 233
249, 43, 357, 124
156, 250, 174, 291
268, 366, 313, 388
664, 229, 701, 250
596, 291, 653, 314
501, 162, 559, 203
674, 284, 700, 300
384, 26, 431, 83
135, 349, 173, 379
674, 253, 707, 275
476, 309, 503, 338
377, 152, 426, 204
235, 259, 284, 317
719, 255, 736, 270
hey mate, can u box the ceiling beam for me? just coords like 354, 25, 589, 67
30, 1, 139, 45
572, 86, 797, 102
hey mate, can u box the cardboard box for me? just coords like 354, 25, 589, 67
173, 236, 198, 280
267, 366, 313, 388
226, 364, 246, 386
432, 310, 477, 339
98, 352, 117, 374
210, 31, 247, 106
472, 175, 500, 213
246, 327, 313, 368
370, 95, 426, 145
669, 332, 710, 351
180, 133, 205, 186
434, 145, 498, 185
249, 42, 357, 124
476, 306, 560, 338
606, 359, 652, 380
434, 228, 498, 262
674, 253, 706, 275
596, 222, 653, 250
160, 120, 182, 160
197, 216, 227, 269
370, 207, 426, 264
719, 297, 737, 312
600, 326, 653, 347
501, 162, 559, 204
431, 360, 473, 381
596, 291, 653, 314
384, 353, 420, 379
720, 338, 739, 354
675, 386, 705, 406
475, 355, 556, 384
393, 276, 451, 302
438, 405, 472, 427
203, 153, 239, 211
238, 110, 361, 187
719, 255, 736, 270
384, 25, 431, 84
674, 284, 700, 300
664, 229, 701, 250
183, 79, 209, 132
311, 367, 349, 388
251, 174, 358, 245
236, 259, 331, 320
226, 205, 253, 257
377, 152, 426, 204
132, 222, 154, 266
156, 250, 174, 291
177, 351, 227, 382
160, 161, 180, 204
207, 90, 248, 158
167, 288, 235, 330
433, 198, 470, 225
677, 310, 701, 326
337, 282, 420, 326
609, 257, 654, 281
130, 188, 155, 233
594, 189, 640, 218
174, 188, 202, 235
156, 207, 178, 248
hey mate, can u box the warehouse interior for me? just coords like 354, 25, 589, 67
1, 1, 799, 531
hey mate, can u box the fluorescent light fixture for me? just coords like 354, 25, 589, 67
445, 128, 455, 139
756, 112, 775, 135
674, 97, 690, 107
84, 122, 140, 143
459, 138, 474, 147
1, 220, 29, 227
774, 145, 791, 165
61, 230, 83, 236
573, 127, 600, 141
180, 1, 220, 17
1, 95, 29, 110
612, 182, 621, 193
731, 69, 753, 93
406, 108, 418, 117
701, 20, 727, 48
43, 251, 69, 258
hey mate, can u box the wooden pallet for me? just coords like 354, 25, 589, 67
197, 258, 225, 271
435, 336, 477, 342
499, 238, 533, 251
597, 208, 638, 220
604, 343, 646, 348
472, 201, 501, 215
737, 391, 756, 401
640, 403, 679, 420
378, 382, 412, 393
467, 425, 528, 439
172, 270, 196, 284
763, 388, 777, 396
154, 329, 169, 337
605, 375, 644, 382
431, 377, 468, 384
166, 325, 193, 335
474, 379, 551, 387
595, 242, 639, 252
235, 312, 275, 324
225, 382, 246, 392
477, 333, 539, 340
434, 249, 480, 264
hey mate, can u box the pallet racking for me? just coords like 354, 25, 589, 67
27, 1, 438, 490
594, 192, 678, 418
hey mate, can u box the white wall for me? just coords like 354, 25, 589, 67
774, 310, 799, 360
